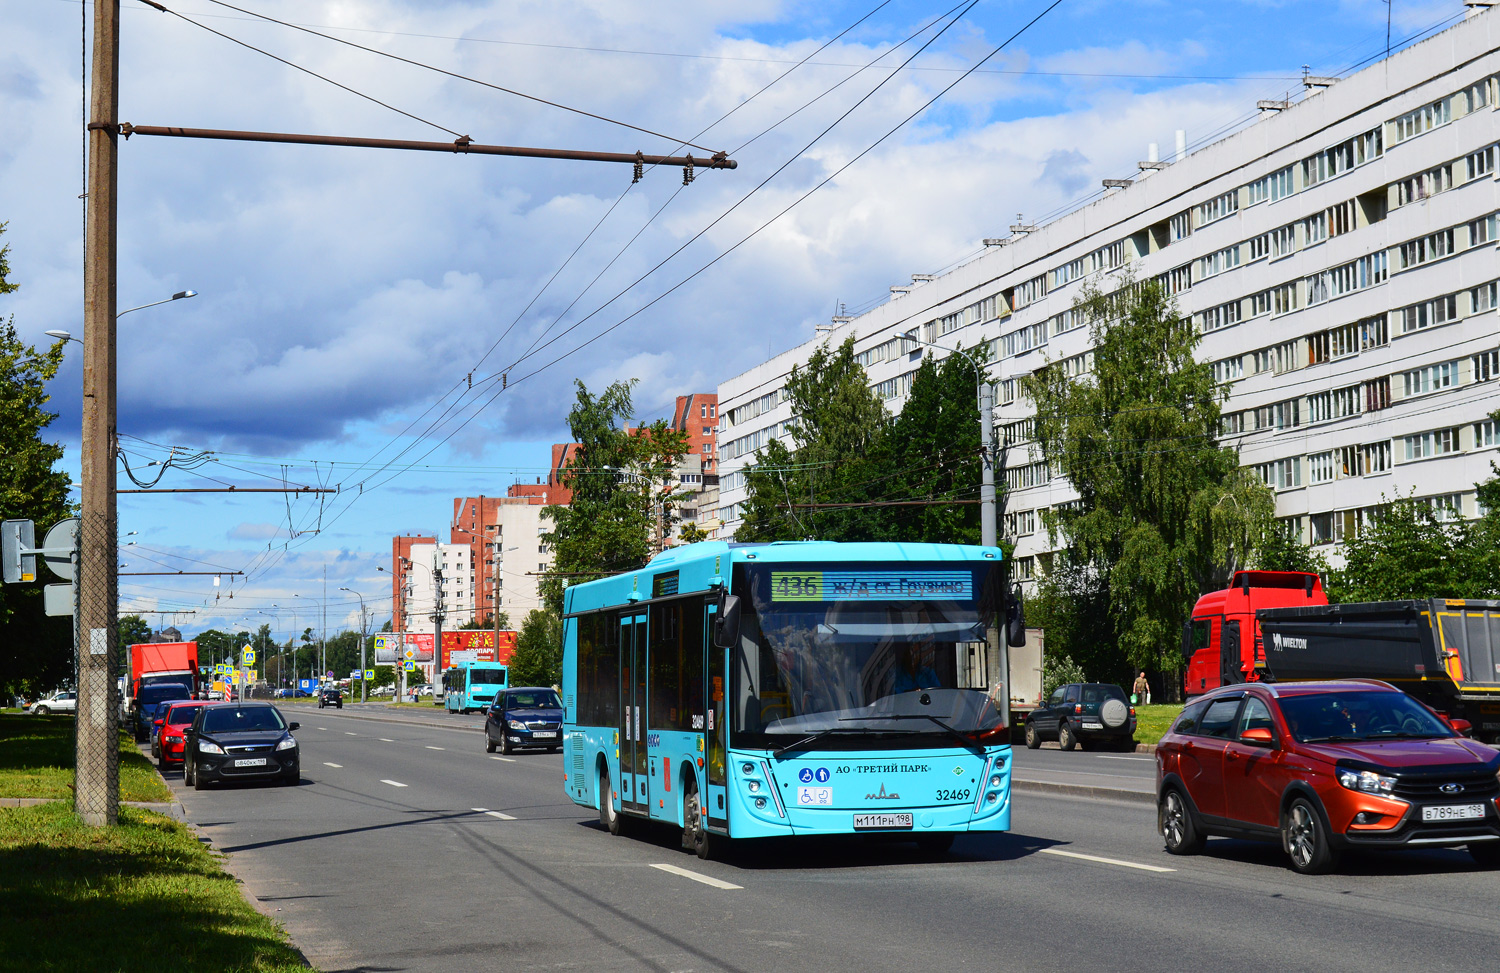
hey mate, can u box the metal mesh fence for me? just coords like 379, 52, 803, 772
74, 510, 118, 826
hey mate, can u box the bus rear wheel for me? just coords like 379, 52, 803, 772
682, 778, 712, 860
599, 766, 623, 836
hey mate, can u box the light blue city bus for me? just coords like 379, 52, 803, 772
561, 540, 1024, 859
443, 660, 509, 714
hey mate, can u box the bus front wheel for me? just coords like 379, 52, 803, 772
600, 767, 623, 836
682, 778, 712, 860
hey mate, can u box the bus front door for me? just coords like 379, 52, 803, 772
620, 613, 649, 814
706, 605, 728, 833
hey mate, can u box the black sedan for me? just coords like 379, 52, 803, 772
184, 702, 300, 789
318, 687, 343, 709
1024, 682, 1137, 751
485, 688, 564, 755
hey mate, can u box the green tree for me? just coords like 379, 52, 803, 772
540, 380, 690, 614
1023, 272, 1275, 677
1254, 519, 1331, 579
737, 337, 889, 542
1329, 493, 1498, 602
118, 615, 152, 654
1028, 552, 1122, 684
0, 224, 74, 698
677, 522, 710, 544
507, 609, 563, 688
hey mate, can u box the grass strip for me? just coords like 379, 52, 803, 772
1133, 703, 1183, 746
0, 802, 307, 972
0, 714, 171, 803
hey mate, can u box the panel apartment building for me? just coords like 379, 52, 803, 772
717, 8, 1500, 579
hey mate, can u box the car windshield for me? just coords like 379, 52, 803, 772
730, 561, 1005, 747
471, 667, 507, 685
1278, 690, 1453, 743
139, 686, 190, 705
202, 706, 287, 734
166, 706, 200, 726
506, 690, 561, 709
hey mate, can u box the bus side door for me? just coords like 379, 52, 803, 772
620, 613, 649, 813
706, 601, 728, 833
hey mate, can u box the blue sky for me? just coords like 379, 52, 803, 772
1, 0, 1468, 638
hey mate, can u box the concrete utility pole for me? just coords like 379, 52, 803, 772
432, 546, 444, 702
78, 0, 121, 827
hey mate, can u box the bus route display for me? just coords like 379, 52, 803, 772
770, 571, 972, 602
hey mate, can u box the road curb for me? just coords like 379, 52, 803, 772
0, 796, 190, 820
1011, 778, 1156, 805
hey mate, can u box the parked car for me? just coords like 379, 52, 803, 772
132, 683, 193, 742
30, 690, 78, 715
184, 702, 300, 789
1025, 683, 1137, 751
155, 701, 209, 769
485, 687, 564, 755
1156, 679, 1500, 874
318, 687, 343, 709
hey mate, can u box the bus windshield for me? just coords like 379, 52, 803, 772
469, 667, 507, 685
730, 561, 1005, 748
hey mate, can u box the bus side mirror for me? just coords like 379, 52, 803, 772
1005, 585, 1026, 648
714, 594, 741, 649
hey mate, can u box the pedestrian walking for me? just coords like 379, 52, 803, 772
1132, 671, 1151, 706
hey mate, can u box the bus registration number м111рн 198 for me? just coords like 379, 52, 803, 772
853, 812, 914, 830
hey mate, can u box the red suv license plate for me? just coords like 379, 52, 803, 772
1422, 804, 1483, 822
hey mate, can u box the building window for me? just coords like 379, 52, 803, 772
1390, 97, 1452, 144
1400, 293, 1459, 333
1089, 241, 1124, 273
1253, 399, 1300, 431
1403, 362, 1456, 398
1475, 349, 1500, 383
1474, 282, 1499, 315
1198, 300, 1241, 333
1404, 427, 1460, 461
1196, 245, 1241, 281
1002, 419, 1035, 445
1396, 163, 1454, 206
1270, 282, 1298, 316
1219, 411, 1245, 436
1169, 210, 1193, 243
1270, 224, 1296, 258
1361, 315, 1390, 350
1256, 458, 1302, 490
1398, 228, 1455, 269
1308, 452, 1336, 484
1001, 323, 1047, 358
1212, 356, 1243, 384
1362, 441, 1392, 474
1466, 79, 1493, 112
1302, 210, 1328, 246
1364, 376, 1391, 412
1476, 418, 1499, 449
1163, 264, 1192, 295
1007, 462, 1051, 490
1052, 258, 1085, 289
1309, 322, 1360, 363
1307, 385, 1361, 423
1249, 166, 1295, 203
998, 379, 1018, 405
1012, 275, 1047, 309
1470, 214, 1497, 248
1006, 509, 1037, 536
1195, 191, 1239, 227
1425, 494, 1465, 522
1050, 308, 1083, 336
1327, 199, 1357, 237
1246, 233, 1269, 261
1467, 145, 1496, 181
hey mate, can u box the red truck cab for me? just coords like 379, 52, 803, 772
1184, 571, 1325, 698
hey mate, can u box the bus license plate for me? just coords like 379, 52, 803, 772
1422, 804, 1484, 822
532, 731, 558, 739
853, 813, 913, 830
234, 758, 267, 767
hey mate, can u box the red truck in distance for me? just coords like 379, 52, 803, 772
1183, 571, 1326, 696
129, 641, 201, 701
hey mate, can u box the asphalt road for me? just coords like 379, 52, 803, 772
156, 708, 1500, 973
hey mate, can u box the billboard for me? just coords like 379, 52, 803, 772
439, 630, 517, 669
373, 634, 399, 664
403, 632, 434, 662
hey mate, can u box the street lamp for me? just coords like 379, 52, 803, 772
339, 587, 370, 704
901, 329, 997, 549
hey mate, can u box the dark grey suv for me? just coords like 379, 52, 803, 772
1025, 682, 1137, 751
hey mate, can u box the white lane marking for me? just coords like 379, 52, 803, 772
471, 807, 489, 812
317, 727, 327, 730
380, 779, 408, 788
649, 863, 742, 890
1039, 848, 1175, 873
425, 746, 445, 751
323, 762, 342, 768
485, 811, 516, 820
1095, 755, 1151, 761
345, 732, 358, 736
379, 738, 394, 743
490, 755, 515, 763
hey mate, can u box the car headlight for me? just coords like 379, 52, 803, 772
1337, 768, 1396, 795
276, 735, 297, 751
198, 740, 225, 755
507, 719, 528, 731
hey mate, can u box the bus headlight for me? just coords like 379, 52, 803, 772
989, 774, 1003, 788
987, 793, 999, 805
754, 798, 768, 810
747, 780, 761, 793
741, 762, 755, 776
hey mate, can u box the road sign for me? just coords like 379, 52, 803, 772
2, 519, 36, 583
404, 661, 417, 671
41, 518, 79, 581
349, 670, 359, 680
326, 670, 333, 679
364, 669, 374, 680
241, 645, 256, 665
43, 583, 74, 617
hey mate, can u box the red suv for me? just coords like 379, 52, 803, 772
1156, 680, 1500, 873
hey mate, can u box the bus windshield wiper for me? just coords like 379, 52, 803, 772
772, 727, 867, 759
842, 714, 986, 754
